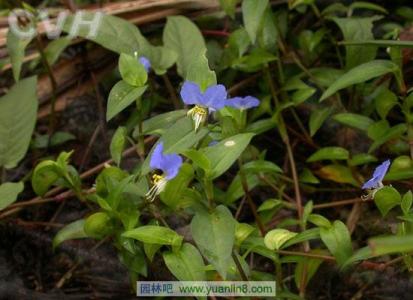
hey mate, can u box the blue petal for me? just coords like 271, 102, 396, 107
226, 96, 260, 109
150, 142, 164, 170
161, 154, 183, 180
180, 81, 203, 105
139, 56, 151, 72
362, 160, 391, 189
201, 84, 227, 111
372, 159, 391, 182
362, 176, 380, 189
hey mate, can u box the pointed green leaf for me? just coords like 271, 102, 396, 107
0, 181, 24, 210
191, 205, 236, 279
320, 60, 399, 101
53, 219, 88, 249
163, 243, 206, 281
0, 76, 38, 169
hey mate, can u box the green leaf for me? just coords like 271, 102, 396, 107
84, 212, 113, 238
140, 110, 186, 136
307, 147, 349, 162
341, 246, 373, 269
294, 250, 324, 289
123, 225, 183, 247
0, 76, 38, 169
242, 0, 269, 44
110, 126, 127, 166
340, 39, 413, 47
63, 13, 148, 55
401, 191, 413, 215
243, 160, 282, 174
375, 87, 398, 119
332, 17, 381, 69
160, 163, 194, 209
333, 113, 374, 131
225, 173, 260, 204
232, 48, 277, 72
235, 223, 256, 246
320, 60, 400, 101
44, 36, 72, 65
348, 2, 387, 14
369, 235, 413, 256
283, 228, 321, 248
186, 51, 217, 91
320, 220, 353, 266
299, 168, 320, 184
227, 28, 250, 58
291, 87, 316, 105
106, 81, 147, 121
144, 45, 177, 75
309, 107, 332, 136
317, 164, 358, 186
191, 205, 236, 279
119, 53, 148, 87
163, 16, 206, 76
374, 186, 401, 217
141, 118, 208, 176
349, 153, 377, 166
264, 229, 298, 250
258, 7, 278, 52
31, 160, 60, 196
368, 123, 407, 153
219, 0, 239, 18
200, 133, 255, 179
308, 214, 331, 228
163, 243, 206, 281
32, 132, 75, 149
7, 29, 33, 81
53, 219, 88, 249
0, 182, 24, 210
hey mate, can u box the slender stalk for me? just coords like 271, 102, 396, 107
204, 178, 214, 210
35, 35, 59, 136
162, 74, 181, 109
238, 159, 266, 235
136, 97, 145, 160
232, 251, 248, 281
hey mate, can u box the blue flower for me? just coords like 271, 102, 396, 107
362, 159, 391, 190
139, 56, 151, 73
226, 96, 260, 109
180, 81, 228, 130
146, 141, 183, 200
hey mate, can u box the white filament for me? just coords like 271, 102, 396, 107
145, 177, 167, 202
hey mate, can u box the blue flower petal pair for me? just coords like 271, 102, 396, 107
180, 81, 260, 111
362, 159, 391, 190
149, 142, 182, 180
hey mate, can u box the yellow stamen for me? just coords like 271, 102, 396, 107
152, 174, 164, 185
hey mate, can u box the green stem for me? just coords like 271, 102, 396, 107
162, 74, 181, 110
204, 178, 214, 210
136, 97, 145, 160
